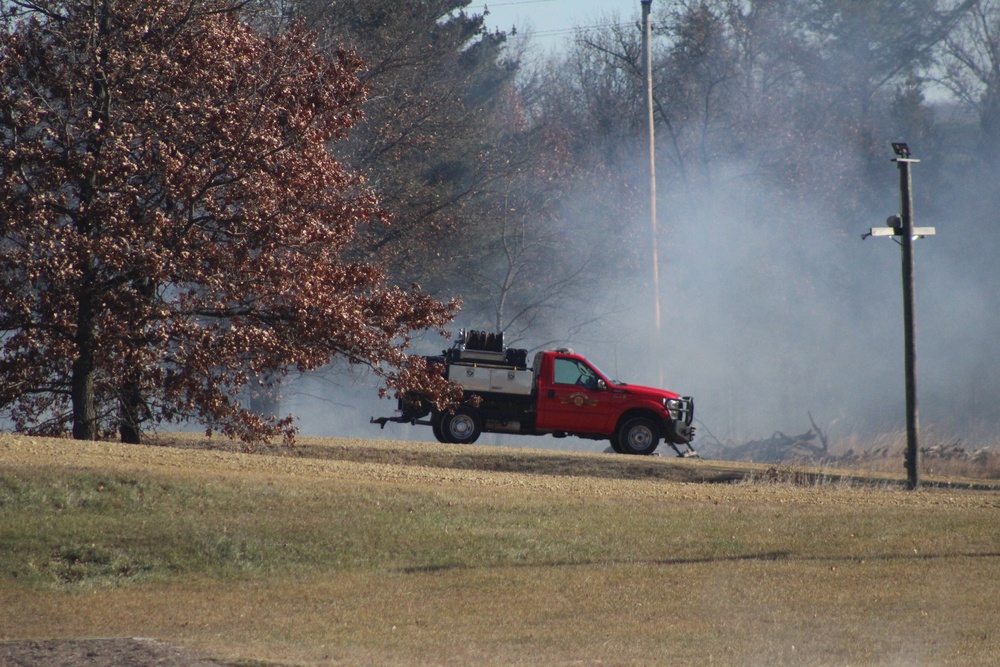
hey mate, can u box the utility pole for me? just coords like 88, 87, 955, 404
864, 142, 935, 490
640, 0, 663, 384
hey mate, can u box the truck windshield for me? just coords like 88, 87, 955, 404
592, 363, 626, 386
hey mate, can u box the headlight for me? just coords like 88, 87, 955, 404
663, 398, 681, 419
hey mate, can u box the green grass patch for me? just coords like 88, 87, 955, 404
3, 460, 997, 589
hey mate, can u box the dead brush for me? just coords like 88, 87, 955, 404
738, 465, 839, 488
832, 427, 1000, 480
736, 464, 909, 490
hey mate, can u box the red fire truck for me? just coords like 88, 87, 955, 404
373, 330, 696, 456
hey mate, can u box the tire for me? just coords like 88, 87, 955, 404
431, 413, 451, 443
615, 417, 660, 455
441, 408, 482, 444
609, 435, 624, 453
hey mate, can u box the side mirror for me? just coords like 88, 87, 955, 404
597, 379, 607, 391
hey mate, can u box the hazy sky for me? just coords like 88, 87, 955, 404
475, 0, 643, 43
288, 0, 1000, 452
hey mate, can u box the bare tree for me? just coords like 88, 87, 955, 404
938, 0, 1000, 157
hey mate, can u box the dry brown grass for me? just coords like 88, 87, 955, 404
3, 432, 1000, 666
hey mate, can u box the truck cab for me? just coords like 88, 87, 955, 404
532, 350, 695, 455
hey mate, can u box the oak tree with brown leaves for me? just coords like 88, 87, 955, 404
0, 0, 459, 444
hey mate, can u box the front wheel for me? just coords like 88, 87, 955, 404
615, 417, 660, 455
441, 408, 482, 444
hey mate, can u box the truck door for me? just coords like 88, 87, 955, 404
536, 356, 616, 434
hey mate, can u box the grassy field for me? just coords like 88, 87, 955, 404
2, 432, 999, 666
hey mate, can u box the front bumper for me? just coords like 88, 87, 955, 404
664, 396, 695, 445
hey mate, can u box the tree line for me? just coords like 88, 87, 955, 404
2, 0, 998, 444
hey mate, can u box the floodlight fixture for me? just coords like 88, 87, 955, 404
892, 142, 911, 158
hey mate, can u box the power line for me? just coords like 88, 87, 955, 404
530, 23, 627, 38
473, 0, 564, 7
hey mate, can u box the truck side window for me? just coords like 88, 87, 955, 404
553, 359, 599, 390
553, 358, 580, 385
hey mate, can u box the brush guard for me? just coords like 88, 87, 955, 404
664, 396, 698, 458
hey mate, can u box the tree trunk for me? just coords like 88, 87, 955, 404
72, 292, 98, 441
72, 4, 111, 442
118, 381, 144, 444
119, 278, 155, 444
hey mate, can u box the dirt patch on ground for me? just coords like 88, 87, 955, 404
0, 638, 234, 667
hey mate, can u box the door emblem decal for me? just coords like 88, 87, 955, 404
561, 392, 599, 407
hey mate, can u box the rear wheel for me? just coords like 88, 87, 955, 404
442, 408, 482, 444
431, 413, 450, 443
615, 417, 660, 455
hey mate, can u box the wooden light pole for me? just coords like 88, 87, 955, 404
865, 142, 935, 490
